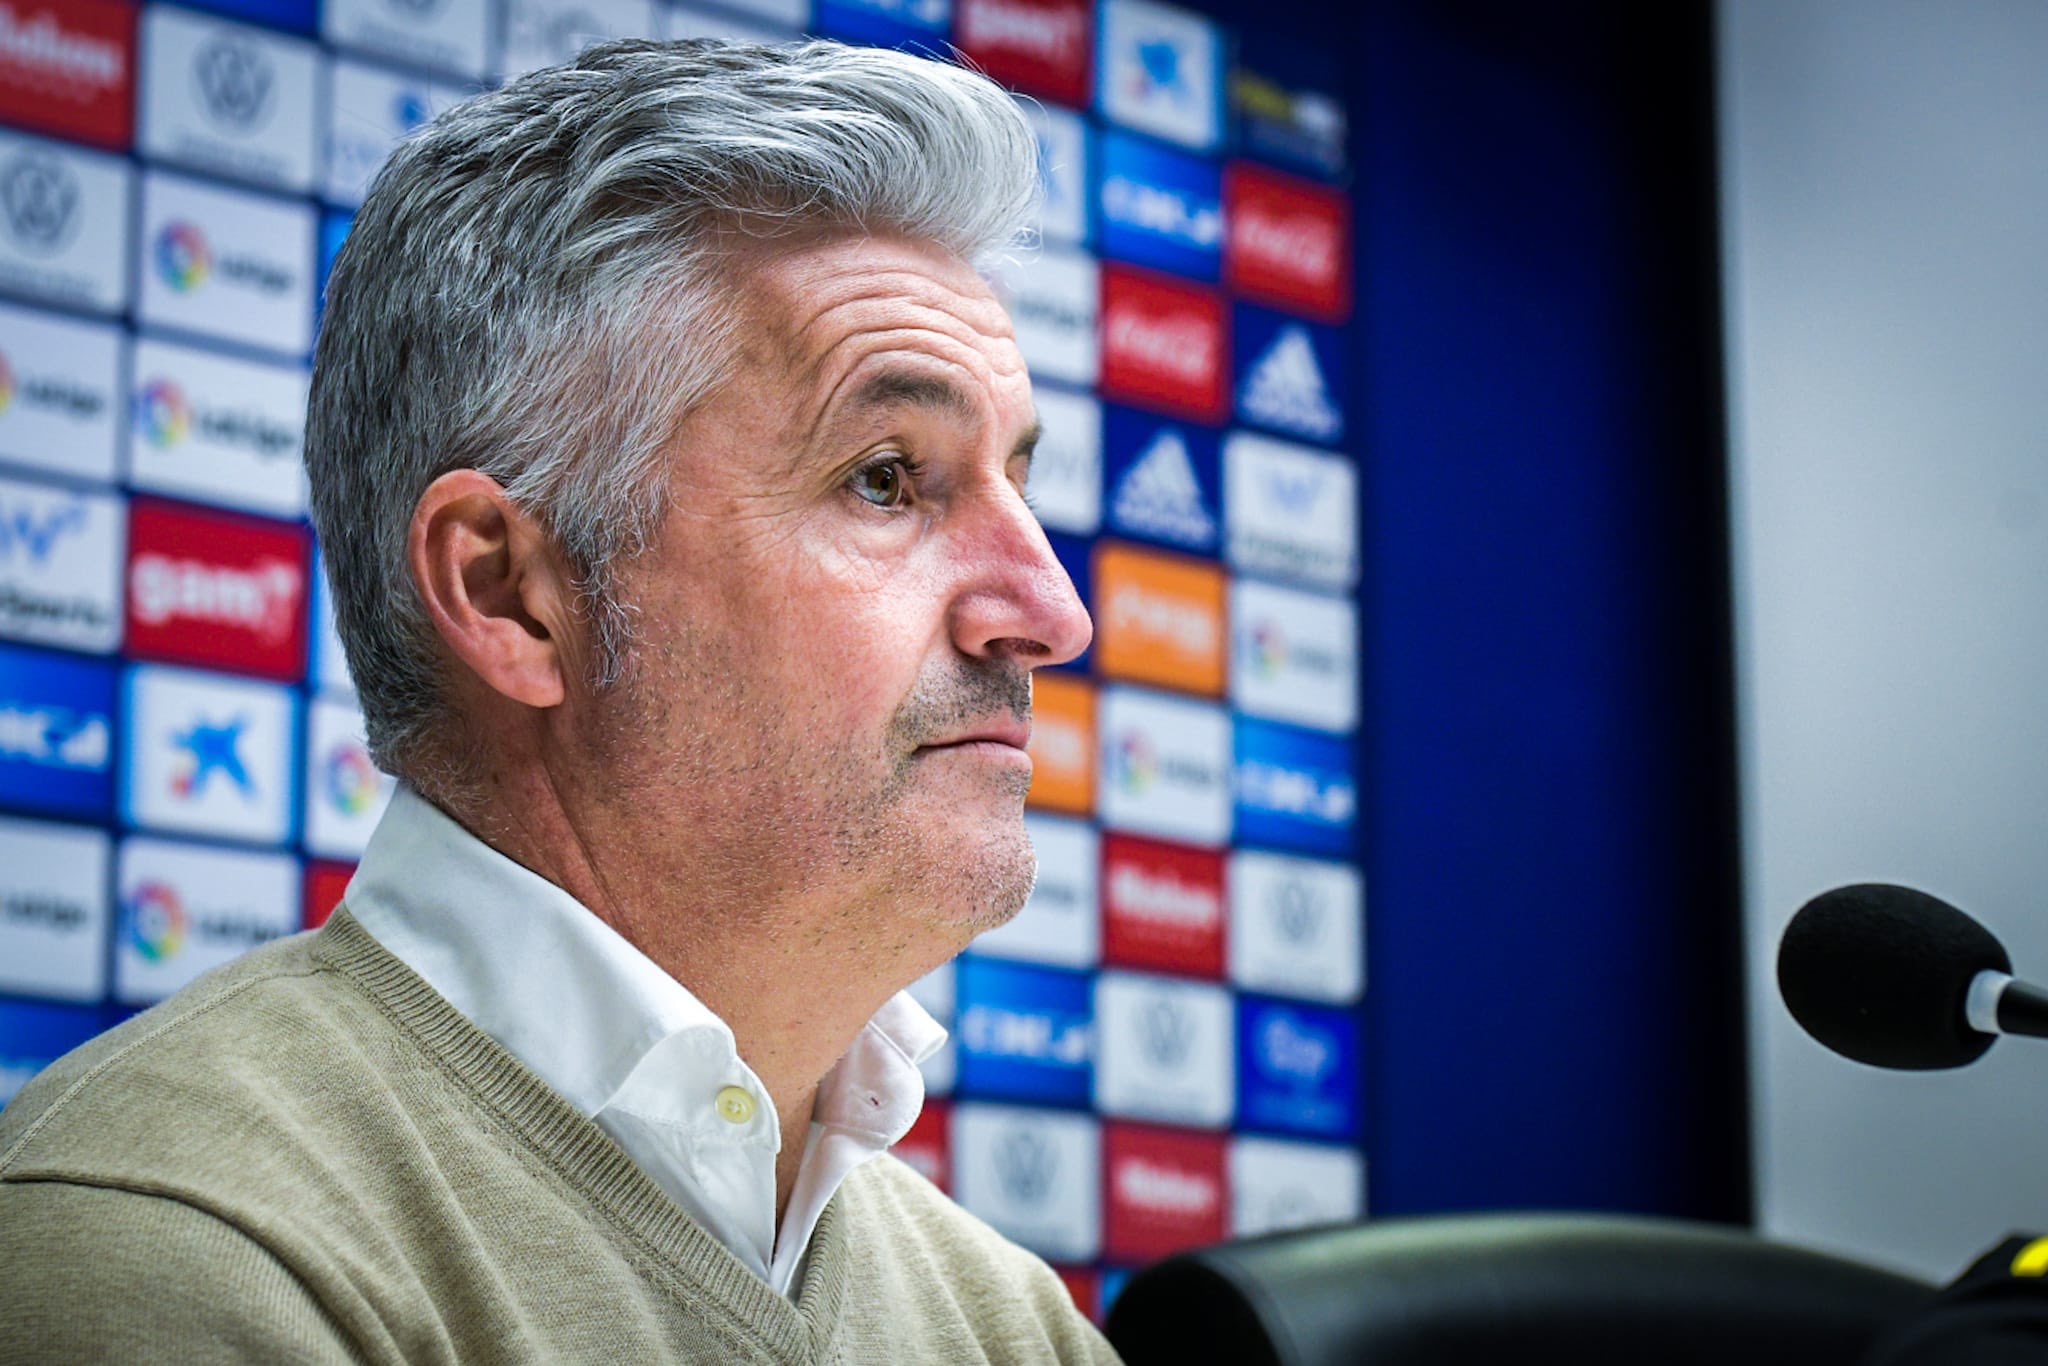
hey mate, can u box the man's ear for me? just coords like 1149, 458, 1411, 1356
407, 470, 575, 710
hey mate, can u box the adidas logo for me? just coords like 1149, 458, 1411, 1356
1240, 325, 1341, 442
1112, 430, 1216, 546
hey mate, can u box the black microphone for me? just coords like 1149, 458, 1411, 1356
1777, 883, 2048, 1069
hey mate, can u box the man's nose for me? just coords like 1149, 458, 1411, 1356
948, 484, 1094, 668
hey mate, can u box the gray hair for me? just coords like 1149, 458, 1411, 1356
306, 38, 1043, 789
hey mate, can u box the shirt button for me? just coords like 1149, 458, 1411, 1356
714, 1085, 756, 1125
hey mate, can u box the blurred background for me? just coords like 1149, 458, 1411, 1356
0, 0, 2042, 1327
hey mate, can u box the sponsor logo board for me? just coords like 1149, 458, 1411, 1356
1020, 97, 1089, 248
1229, 1135, 1363, 1236
0, 0, 134, 150
0, 301, 122, 484
1094, 970, 1233, 1126
1234, 304, 1344, 446
992, 248, 1098, 389
1223, 431, 1357, 589
1101, 405, 1219, 554
0, 642, 115, 818
1228, 577, 1356, 732
303, 694, 393, 860
972, 813, 1098, 968
813, 0, 952, 47
0, 130, 131, 315
179, 0, 319, 32
500, 0, 657, 79
140, 7, 320, 193
955, 956, 1093, 1106
0, 473, 122, 653
1097, 685, 1228, 846
138, 170, 315, 358
1237, 996, 1358, 1139
325, 58, 466, 209
1097, 130, 1221, 282
125, 498, 309, 681
128, 337, 308, 517
953, 1102, 1101, 1261
123, 663, 296, 846
892, 1098, 950, 1191
1233, 717, 1356, 856
303, 858, 351, 929
1232, 42, 1347, 180
1225, 164, 1350, 320
1228, 849, 1362, 1004
1025, 385, 1100, 535
114, 835, 297, 1005
0, 814, 110, 1002
322, 0, 491, 81
1104, 1122, 1226, 1260
1101, 832, 1224, 977
1026, 671, 1094, 816
1096, 0, 1221, 152
962, 0, 1091, 107
1092, 541, 1223, 695
1098, 265, 1226, 424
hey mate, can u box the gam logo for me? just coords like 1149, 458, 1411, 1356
194, 35, 277, 132
1, 153, 79, 256
994, 1128, 1058, 1206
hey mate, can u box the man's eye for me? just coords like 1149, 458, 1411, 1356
850, 456, 918, 509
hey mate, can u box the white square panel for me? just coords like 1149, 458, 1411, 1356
141, 7, 322, 193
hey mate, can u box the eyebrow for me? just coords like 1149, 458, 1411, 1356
812, 367, 1043, 469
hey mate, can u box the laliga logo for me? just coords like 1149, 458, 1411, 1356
0, 347, 11, 415
130, 554, 302, 643
1115, 729, 1157, 795
126, 880, 189, 963
155, 221, 212, 293
1250, 619, 1287, 678
135, 379, 191, 448
324, 740, 380, 816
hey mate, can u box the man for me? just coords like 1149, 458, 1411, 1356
0, 39, 1115, 1363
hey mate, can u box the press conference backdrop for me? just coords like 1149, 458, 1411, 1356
0, 0, 1364, 1320
1722, 0, 2048, 1278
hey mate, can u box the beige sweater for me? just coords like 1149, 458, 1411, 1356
0, 910, 1121, 1365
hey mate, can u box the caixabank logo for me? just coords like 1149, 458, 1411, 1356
955, 955, 1094, 1106
1224, 163, 1350, 322
1233, 716, 1357, 857
1105, 1122, 1226, 1261
1228, 577, 1357, 733
126, 497, 309, 681
972, 813, 1098, 968
325, 58, 464, 208
1223, 431, 1358, 590
0, 130, 131, 316
1101, 402, 1219, 555
1234, 304, 1345, 447
323, 0, 491, 83
129, 338, 307, 518
140, 6, 321, 195
1094, 970, 1234, 1127
0, 301, 121, 484
953, 1102, 1101, 1262
0, 0, 133, 151
957, 0, 1091, 107
1099, 264, 1226, 424
1227, 848, 1363, 1005
1096, 0, 1221, 153
138, 170, 314, 358
122, 663, 297, 846
0, 642, 113, 819
0, 473, 122, 653
1228, 1134, 1364, 1237
113, 835, 298, 1006
0, 814, 109, 1003
1097, 130, 1221, 283
1092, 541, 1223, 696
1097, 684, 1229, 846
1102, 831, 1224, 977
1236, 996, 1359, 1140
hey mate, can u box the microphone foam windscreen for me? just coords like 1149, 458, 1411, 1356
1777, 883, 2012, 1070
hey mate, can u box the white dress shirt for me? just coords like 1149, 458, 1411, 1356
343, 785, 946, 1298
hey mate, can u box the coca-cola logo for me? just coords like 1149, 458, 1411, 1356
1234, 205, 1339, 286
129, 554, 300, 642
1104, 305, 1217, 385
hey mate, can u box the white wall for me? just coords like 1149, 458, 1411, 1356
1721, 0, 2048, 1281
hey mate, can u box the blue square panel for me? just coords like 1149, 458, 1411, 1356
956, 956, 1094, 1107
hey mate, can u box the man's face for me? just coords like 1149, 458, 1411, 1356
573, 234, 1091, 966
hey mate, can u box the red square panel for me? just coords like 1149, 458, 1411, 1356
955, 0, 1091, 108
1099, 265, 1229, 424
1103, 833, 1226, 977
126, 498, 310, 681
1224, 163, 1352, 322
1105, 1122, 1227, 1262
893, 1099, 951, 1193
303, 861, 354, 929
0, 0, 136, 151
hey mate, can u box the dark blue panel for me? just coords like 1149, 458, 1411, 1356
1233, 303, 1346, 447
1233, 717, 1357, 856
1044, 529, 1094, 674
174, 0, 319, 34
1237, 995, 1360, 1139
0, 643, 116, 820
1097, 130, 1224, 282
1100, 404, 1221, 554
955, 956, 1094, 1107
812, 0, 949, 50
